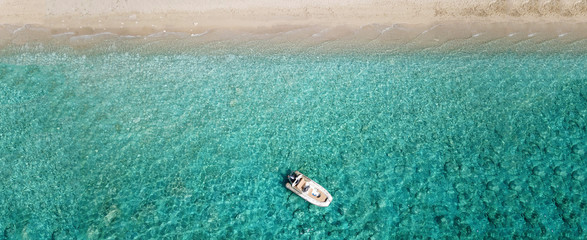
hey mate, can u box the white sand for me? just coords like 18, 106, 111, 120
1, 0, 586, 46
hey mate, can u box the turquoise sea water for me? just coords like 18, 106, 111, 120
0, 43, 586, 239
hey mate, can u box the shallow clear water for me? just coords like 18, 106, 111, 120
0, 46, 586, 239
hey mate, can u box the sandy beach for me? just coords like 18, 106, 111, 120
1, 0, 586, 48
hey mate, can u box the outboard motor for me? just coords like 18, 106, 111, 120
287, 174, 296, 183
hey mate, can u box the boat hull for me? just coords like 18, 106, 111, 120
285, 172, 332, 207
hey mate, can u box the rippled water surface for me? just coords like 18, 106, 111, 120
0, 45, 585, 239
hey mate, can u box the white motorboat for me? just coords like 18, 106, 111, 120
285, 171, 332, 207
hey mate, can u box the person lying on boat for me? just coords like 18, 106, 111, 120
311, 188, 321, 197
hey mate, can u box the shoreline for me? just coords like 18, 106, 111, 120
1, 1, 586, 52
2, 21, 586, 53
